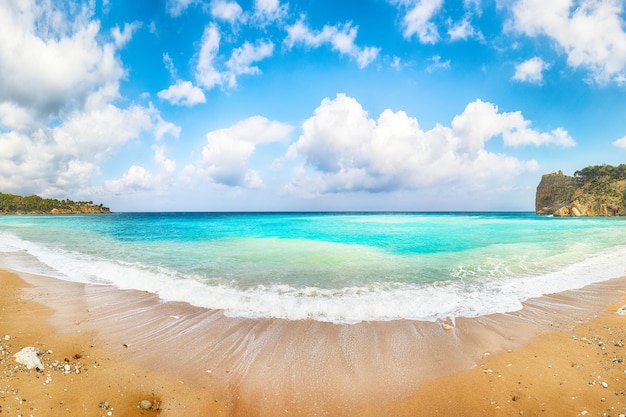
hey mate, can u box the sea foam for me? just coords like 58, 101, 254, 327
2, 227, 626, 324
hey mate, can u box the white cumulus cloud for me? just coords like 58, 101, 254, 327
451, 99, 575, 147
210, 0, 244, 23
0, 1, 123, 121
104, 165, 154, 193
158, 80, 207, 106
200, 116, 294, 188
513, 56, 549, 84
613, 135, 626, 149
102, 145, 177, 194
0, 1, 180, 197
510, 0, 626, 84
285, 94, 572, 195
0, 100, 178, 197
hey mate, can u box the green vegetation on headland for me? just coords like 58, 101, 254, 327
573, 164, 626, 182
0, 192, 110, 214
536, 164, 626, 216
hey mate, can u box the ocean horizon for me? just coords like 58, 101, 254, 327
1, 211, 625, 324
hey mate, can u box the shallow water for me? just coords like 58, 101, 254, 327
1, 212, 626, 323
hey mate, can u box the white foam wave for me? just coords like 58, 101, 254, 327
1, 231, 626, 324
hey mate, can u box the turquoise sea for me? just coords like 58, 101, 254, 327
1, 212, 626, 324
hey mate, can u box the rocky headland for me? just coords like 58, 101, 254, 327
536, 164, 626, 216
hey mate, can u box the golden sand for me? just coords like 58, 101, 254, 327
0, 270, 219, 416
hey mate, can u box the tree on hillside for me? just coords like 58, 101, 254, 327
574, 164, 626, 182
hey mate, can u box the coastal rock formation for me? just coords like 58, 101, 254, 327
535, 166, 626, 216
49, 205, 111, 214
535, 171, 579, 216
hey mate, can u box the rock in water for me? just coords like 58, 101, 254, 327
14, 347, 44, 371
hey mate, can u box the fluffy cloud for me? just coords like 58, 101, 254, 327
285, 94, 572, 194
225, 40, 275, 87
253, 0, 288, 25
196, 23, 223, 89
158, 80, 207, 106
111, 22, 141, 48
613, 136, 626, 149
513, 57, 549, 84
451, 100, 575, 147
393, 0, 444, 43
104, 165, 154, 193
102, 145, 177, 194
151, 107, 182, 142
0, 1, 180, 197
448, 16, 483, 41
210, 0, 244, 23
0, 101, 177, 196
200, 116, 294, 188
394, 0, 485, 43
195, 24, 274, 89
0, 102, 35, 132
285, 19, 380, 68
0, 1, 123, 121
510, 0, 626, 84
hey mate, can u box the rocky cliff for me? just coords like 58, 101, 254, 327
535, 169, 626, 216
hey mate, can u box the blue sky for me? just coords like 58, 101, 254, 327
1, 0, 626, 211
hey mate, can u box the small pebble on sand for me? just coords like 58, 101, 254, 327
139, 400, 152, 410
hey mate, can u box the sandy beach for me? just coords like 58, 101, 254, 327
3, 268, 626, 416
0, 270, 219, 416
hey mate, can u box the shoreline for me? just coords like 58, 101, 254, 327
3, 269, 626, 416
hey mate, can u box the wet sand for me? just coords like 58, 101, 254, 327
2, 268, 626, 416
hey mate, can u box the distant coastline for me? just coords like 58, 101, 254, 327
0, 192, 110, 215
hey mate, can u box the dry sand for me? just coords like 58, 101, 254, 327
0, 270, 220, 417
2, 268, 626, 416
403, 308, 626, 417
